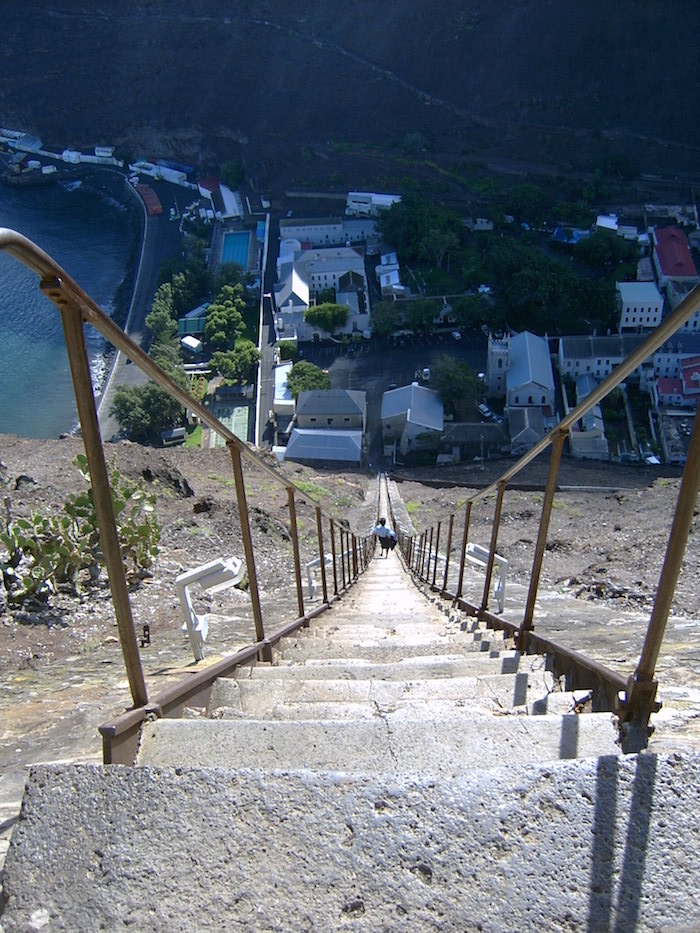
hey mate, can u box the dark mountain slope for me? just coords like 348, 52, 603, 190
2, 1, 699, 187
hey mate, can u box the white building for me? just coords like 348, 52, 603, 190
279, 217, 377, 247
616, 281, 664, 333
487, 331, 555, 409
274, 246, 370, 342
381, 383, 444, 460
346, 191, 401, 216
568, 373, 609, 460
505, 331, 555, 410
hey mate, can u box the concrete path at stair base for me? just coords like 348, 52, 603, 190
213, 670, 557, 713
3, 755, 698, 933
136, 714, 621, 773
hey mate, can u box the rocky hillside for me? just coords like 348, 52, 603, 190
1, 434, 699, 844
3, 1, 700, 189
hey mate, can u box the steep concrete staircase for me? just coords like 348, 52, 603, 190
2, 551, 699, 930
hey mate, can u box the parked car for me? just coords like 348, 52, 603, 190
478, 403, 491, 418
421, 367, 431, 381
451, 330, 462, 341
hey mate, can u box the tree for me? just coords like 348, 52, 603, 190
110, 382, 185, 444
317, 287, 336, 304
170, 265, 212, 318
213, 262, 249, 295
370, 301, 402, 338
376, 194, 463, 266
145, 283, 178, 345
507, 183, 549, 224
286, 361, 331, 399
304, 302, 349, 336
451, 294, 490, 330
418, 228, 459, 269
434, 356, 482, 417
573, 231, 637, 271
204, 283, 247, 350
220, 159, 245, 189
404, 298, 439, 334
211, 340, 260, 384
277, 340, 298, 361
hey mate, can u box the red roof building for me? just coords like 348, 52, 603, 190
652, 226, 698, 284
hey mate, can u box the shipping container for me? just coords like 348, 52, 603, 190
135, 184, 163, 216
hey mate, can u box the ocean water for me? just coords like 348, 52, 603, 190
0, 180, 136, 438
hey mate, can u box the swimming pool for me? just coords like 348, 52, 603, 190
221, 230, 250, 267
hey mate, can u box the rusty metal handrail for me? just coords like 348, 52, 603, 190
0, 227, 375, 730
400, 282, 700, 732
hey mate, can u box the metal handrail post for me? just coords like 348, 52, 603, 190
329, 519, 339, 596
455, 501, 472, 601
431, 522, 441, 588
286, 487, 305, 619
351, 533, 358, 579
419, 532, 427, 579
441, 514, 454, 595
52, 284, 147, 708
227, 443, 268, 658
624, 410, 700, 722
426, 528, 434, 583
519, 430, 566, 646
315, 507, 329, 603
481, 482, 507, 613
340, 528, 347, 589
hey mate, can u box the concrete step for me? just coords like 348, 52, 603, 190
210, 670, 558, 715
209, 699, 526, 721
3, 755, 697, 932
240, 652, 537, 681
273, 639, 510, 663
303, 621, 509, 647
136, 713, 622, 774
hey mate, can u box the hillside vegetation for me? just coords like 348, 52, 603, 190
3, 2, 699, 191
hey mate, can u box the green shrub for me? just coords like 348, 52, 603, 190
1, 455, 161, 605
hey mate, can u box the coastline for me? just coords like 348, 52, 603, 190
0, 173, 143, 439
89, 172, 185, 441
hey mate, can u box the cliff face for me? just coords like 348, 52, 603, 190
3, 1, 700, 187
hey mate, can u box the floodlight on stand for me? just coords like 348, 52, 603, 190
175, 557, 244, 662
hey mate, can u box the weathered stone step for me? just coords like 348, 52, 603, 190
210, 670, 557, 715
303, 621, 508, 647
210, 699, 523, 721
136, 713, 621, 773
4, 755, 696, 933
243, 652, 534, 681
274, 641, 508, 663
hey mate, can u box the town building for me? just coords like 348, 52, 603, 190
345, 191, 401, 216
567, 373, 609, 460
616, 282, 664, 333
276, 389, 367, 465
274, 245, 370, 343
381, 383, 443, 461
279, 217, 377, 248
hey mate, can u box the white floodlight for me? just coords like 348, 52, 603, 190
175, 557, 244, 661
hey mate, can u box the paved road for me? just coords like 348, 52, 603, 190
97, 181, 185, 440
